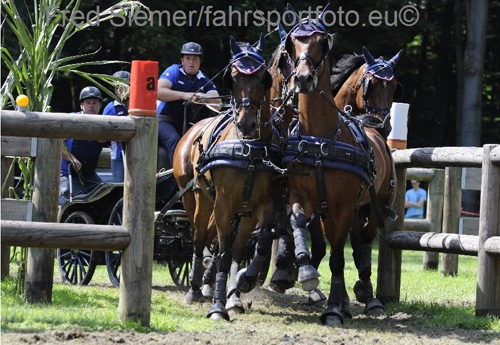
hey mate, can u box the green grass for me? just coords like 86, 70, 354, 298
2, 243, 499, 334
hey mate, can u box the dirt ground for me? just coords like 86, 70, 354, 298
2, 284, 499, 345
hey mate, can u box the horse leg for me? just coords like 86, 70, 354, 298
226, 259, 244, 314
207, 250, 231, 321
320, 218, 352, 326
307, 213, 327, 306
202, 245, 216, 298
186, 197, 212, 304
290, 203, 320, 291
236, 222, 273, 293
270, 205, 296, 293
321, 249, 352, 326
351, 208, 385, 316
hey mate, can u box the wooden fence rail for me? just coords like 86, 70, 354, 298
377, 145, 500, 317
0, 109, 157, 326
1, 220, 130, 250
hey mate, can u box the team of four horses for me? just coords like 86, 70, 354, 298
172, 3, 402, 326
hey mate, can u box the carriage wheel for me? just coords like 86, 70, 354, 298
105, 198, 123, 287
168, 258, 191, 289
57, 211, 97, 285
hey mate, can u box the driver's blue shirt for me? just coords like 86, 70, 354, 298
61, 112, 103, 178
156, 65, 217, 123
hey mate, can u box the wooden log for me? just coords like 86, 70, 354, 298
25, 138, 61, 303
461, 167, 482, 191
387, 231, 479, 256
476, 144, 500, 317
376, 166, 404, 303
1, 220, 129, 250
118, 116, 157, 327
423, 169, 445, 271
441, 167, 461, 276
484, 237, 500, 256
406, 168, 435, 181
1, 110, 136, 142
403, 219, 431, 231
392, 147, 484, 168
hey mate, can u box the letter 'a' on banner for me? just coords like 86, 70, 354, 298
387, 102, 409, 149
129, 60, 159, 116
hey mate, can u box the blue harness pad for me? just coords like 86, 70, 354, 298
282, 116, 373, 184
199, 139, 282, 175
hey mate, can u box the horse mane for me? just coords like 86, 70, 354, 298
330, 54, 366, 96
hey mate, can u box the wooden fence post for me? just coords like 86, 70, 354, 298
118, 60, 158, 327
423, 169, 445, 270
476, 144, 500, 316
24, 138, 62, 303
24, 138, 61, 303
441, 167, 462, 276
376, 166, 405, 303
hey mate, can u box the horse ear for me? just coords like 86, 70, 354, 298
278, 23, 288, 43
318, 2, 331, 28
286, 3, 300, 26
255, 33, 266, 55
362, 46, 376, 66
230, 36, 243, 57
388, 49, 403, 69
326, 33, 334, 51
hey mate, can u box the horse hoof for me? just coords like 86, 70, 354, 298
353, 279, 372, 304
201, 284, 213, 298
307, 288, 326, 306
324, 315, 343, 327
209, 312, 229, 321
236, 268, 257, 293
207, 302, 229, 321
301, 278, 320, 292
185, 288, 205, 304
364, 298, 386, 316
320, 305, 345, 326
227, 302, 245, 315
298, 265, 320, 284
270, 269, 295, 293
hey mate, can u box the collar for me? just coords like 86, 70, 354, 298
180, 67, 204, 79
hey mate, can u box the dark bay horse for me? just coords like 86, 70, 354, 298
281, 5, 395, 326
173, 34, 279, 321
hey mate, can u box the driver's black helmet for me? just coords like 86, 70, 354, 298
180, 42, 203, 58
79, 86, 102, 102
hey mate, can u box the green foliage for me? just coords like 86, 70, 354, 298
0, 0, 145, 111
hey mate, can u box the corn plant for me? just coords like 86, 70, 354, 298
0, 0, 145, 295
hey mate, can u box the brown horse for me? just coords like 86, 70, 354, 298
173, 34, 279, 321
281, 4, 395, 326
331, 46, 402, 138
267, 30, 328, 305
331, 47, 401, 314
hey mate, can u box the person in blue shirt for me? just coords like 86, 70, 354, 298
405, 180, 427, 218
59, 86, 104, 204
103, 70, 130, 182
156, 42, 220, 168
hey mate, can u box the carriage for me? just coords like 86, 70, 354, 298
56, 157, 193, 288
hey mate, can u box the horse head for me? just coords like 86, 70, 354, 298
358, 46, 402, 120
284, 3, 334, 94
224, 34, 272, 139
